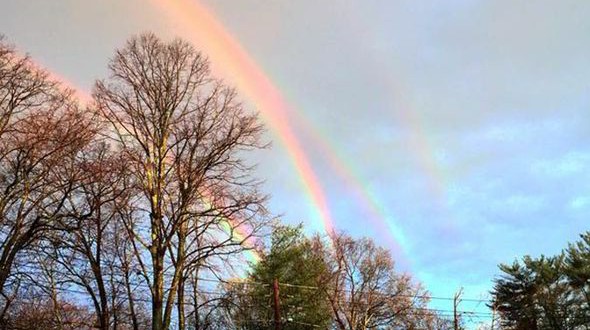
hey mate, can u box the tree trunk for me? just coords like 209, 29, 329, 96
177, 278, 186, 330
163, 237, 184, 329
123, 263, 139, 330
176, 226, 187, 330
92, 223, 110, 330
152, 247, 165, 330
192, 271, 200, 330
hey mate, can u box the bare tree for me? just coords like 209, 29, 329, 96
0, 37, 96, 316
0, 36, 55, 136
93, 33, 268, 330
314, 234, 450, 330
2, 287, 95, 330
111, 207, 152, 330
45, 143, 135, 330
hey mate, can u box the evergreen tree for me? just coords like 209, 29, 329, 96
492, 254, 587, 329
565, 233, 590, 304
225, 225, 332, 329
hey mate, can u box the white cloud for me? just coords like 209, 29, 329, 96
569, 196, 590, 211
532, 152, 590, 178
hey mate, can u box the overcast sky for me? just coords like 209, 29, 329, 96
2, 0, 589, 324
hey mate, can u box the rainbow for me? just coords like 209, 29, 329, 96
151, 0, 336, 235
199, 188, 263, 263
397, 104, 450, 208
296, 117, 409, 255
24, 62, 93, 105
219, 221, 262, 263
151, 0, 414, 262
28, 0, 425, 266
342, 9, 451, 214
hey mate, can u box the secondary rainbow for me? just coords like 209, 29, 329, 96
296, 116, 409, 257
150, 1, 418, 258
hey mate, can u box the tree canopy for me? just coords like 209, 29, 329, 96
492, 232, 590, 329
223, 226, 452, 329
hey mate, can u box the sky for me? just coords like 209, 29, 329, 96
1, 0, 589, 326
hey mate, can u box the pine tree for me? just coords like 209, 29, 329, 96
225, 225, 332, 329
492, 254, 587, 329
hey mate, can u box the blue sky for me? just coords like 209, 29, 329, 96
1, 0, 589, 326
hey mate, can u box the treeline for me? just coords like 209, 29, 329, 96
492, 232, 590, 329
0, 32, 453, 330
224, 225, 454, 329
0, 32, 268, 330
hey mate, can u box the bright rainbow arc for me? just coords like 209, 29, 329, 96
42, 1, 416, 266
151, 0, 336, 236
219, 221, 262, 263
152, 0, 413, 264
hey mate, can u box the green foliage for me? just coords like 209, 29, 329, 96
565, 233, 590, 295
492, 232, 590, 329
226, 224, 332, 329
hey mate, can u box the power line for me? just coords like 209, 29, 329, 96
44, 283, 495, 320
19, 264, 494, 314
277, 281, 491, 303
23, 278, 495, 318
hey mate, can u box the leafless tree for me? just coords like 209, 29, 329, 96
0, 37, 96, 316
45, 143, 136, 330
111, 207, 152, 330
93, 33, 268, 330
2, 288, 95, 330
313, 234, 450, 330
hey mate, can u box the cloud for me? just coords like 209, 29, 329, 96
569, 196, 590, 211
532, 152, 590, 178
